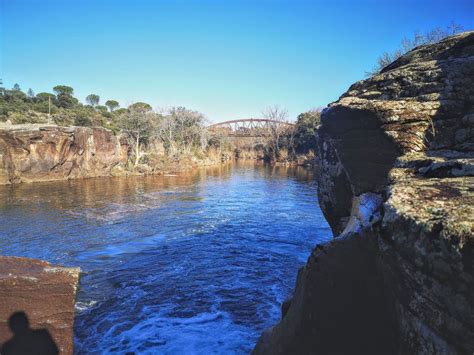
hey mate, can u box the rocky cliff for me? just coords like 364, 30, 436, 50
0, 257, 80, 355
0, 124, 128, 184
254, 31, 473, 354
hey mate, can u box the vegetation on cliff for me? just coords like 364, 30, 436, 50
0, 81, 217, 169
368, 22, 464, 75
0, 81, 321, 169
254, 30, 474, 355
0, 81, 120, 129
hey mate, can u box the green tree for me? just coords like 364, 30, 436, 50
294, 109, 321, 153
53, 85, 74, 96
4, 89, 28, 101
52, 85, 76, 108
36, 92, 56, 101
57, 93, 78, 108
128, 102, 152, 113
27, 88, 35, 98
13, 83, 21, 91
86, 94, 100, 107
105, 100, 119, 112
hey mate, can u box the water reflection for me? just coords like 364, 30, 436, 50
0, 161, 330, 354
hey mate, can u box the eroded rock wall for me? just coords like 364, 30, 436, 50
0, 124, 128, 184
0, 256, 80, 355
254, 31, 474, 354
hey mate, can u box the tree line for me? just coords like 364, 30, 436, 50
0, 81, 322, 167
0, 81, 127, 129
0, 81, 210, 167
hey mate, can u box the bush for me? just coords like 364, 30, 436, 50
74, 115, 92, 126
32, 101, 58, 114
8, 111, 49, 124
96, 105, 108, 113
294, 109, 321, 153
367, 23, 464, 75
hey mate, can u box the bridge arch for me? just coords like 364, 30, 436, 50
208, 118, 294, 137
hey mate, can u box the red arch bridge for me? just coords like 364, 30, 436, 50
207, 119, 294, 137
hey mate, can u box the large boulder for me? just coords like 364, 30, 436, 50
0, 256, 80, 355
254, 31, 474, 354
0, 124, 128, 184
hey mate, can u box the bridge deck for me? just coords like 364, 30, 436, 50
208, 118, 293, 137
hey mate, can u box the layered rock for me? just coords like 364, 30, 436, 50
0, 124, 128, 184
0, 256, 80, 354
254, 31, 474, 354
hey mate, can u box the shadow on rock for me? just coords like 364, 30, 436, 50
0, 311, 59, 355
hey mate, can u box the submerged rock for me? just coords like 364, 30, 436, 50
254, 31, 474, 354
0, 256, 80, 355
0, 124, 128, 184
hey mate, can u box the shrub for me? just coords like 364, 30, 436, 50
294, 109, 321, 153
74, 115, 92, 127
367, 23, 464, 75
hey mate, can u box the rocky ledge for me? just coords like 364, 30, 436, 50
254, 31, 473, 354
0, 256, 80, 354
0, 124, 128, 184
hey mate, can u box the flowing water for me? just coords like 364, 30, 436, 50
0, 162, 332, 354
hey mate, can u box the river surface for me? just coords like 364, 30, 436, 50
0, 162, 332, 354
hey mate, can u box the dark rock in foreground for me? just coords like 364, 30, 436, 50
254, 31, 474, 354
0, 256, 80, 355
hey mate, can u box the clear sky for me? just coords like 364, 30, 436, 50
1, 0, 473, 122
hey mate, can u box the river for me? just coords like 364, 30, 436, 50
0, 162, 332, 354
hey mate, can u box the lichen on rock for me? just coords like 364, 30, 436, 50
253, 31, 474, 354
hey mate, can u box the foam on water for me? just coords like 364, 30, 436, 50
0, 163, 332, 354
80, 309, 255, 354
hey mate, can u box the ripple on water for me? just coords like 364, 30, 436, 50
0, 163, 332, 354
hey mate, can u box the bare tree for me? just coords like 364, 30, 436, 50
288, 123, 297, 156
157, 107, 207, 156
262, 105, 289, 157
208, 128, 232, 156
158, 114, 178, 156
367, 23, 464, 75
119, 104, 157, 167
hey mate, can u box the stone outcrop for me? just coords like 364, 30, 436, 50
0, 124, 128, 184
0, 256, 80, 354
254, 31, 474, 354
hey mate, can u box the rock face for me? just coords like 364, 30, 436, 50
0, 124, 128, 184
254, 31, 474, 354
0, 256, 80, 354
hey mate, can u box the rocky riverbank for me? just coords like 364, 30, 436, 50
0, 124, 228, 185
254, 31, 473, 354
0, 257, 80, 355
0, 124, 127, 184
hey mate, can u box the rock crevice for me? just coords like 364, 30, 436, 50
253, 31, 474, 354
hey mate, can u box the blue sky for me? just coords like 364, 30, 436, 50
1, 0, 473, 122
